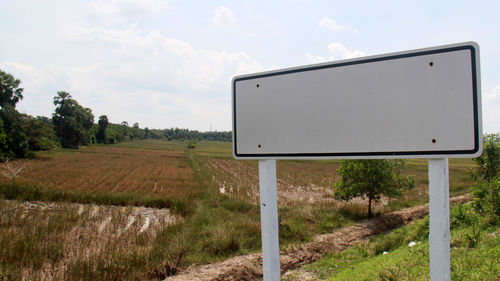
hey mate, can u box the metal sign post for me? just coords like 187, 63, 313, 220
428, 158, 451, 281
258, 160, 281, 281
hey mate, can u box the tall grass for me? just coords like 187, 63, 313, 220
0, 199, 177, 281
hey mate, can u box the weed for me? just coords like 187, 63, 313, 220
451, 204, 473, 228
465, 224, 481, 248
377, 266, 401, 281
280, 216, 311, 242
202, 224, 241, 256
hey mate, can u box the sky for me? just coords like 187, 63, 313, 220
0, 0, 499, 132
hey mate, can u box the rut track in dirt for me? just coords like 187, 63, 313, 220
164, 195, 472, 281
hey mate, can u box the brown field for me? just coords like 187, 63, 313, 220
5, 140, 476, 207
7, 141, 198, 198
204, 154, 475, 208
0, 139, 479, 280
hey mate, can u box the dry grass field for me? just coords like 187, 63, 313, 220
4, 140, 475, 208
9, 141, 197, 198
0, 139, 478, 280
203, 146, 475, 209
0, 200, 177, 280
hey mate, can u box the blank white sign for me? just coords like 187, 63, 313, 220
232, 42, 482, 159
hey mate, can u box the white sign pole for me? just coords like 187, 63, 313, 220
428, 158, 451, 281
258, 159, 281, 281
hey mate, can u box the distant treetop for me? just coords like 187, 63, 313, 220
0, 69, 24, 108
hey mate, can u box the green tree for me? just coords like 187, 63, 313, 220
0, 70, 57, 158
97, 115, 109, 143
0, 69, 23, 108
144, 127, 151, 139
131, 122, 145, 140
25, 116, 58, 151
0, 119, 8, 158
52, 91, 94, 148
472, 133, 500, 217
334, 159, 415, 217
105, 125, 120, 144
0, 105, 30, 157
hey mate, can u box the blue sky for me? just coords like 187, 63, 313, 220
1, 0, 499, 132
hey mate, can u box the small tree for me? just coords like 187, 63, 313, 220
186, 140, 197, 149
472, 133, 500, 217
334, 159, 414, 217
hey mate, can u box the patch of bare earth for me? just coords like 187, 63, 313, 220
164, 195, 471, 281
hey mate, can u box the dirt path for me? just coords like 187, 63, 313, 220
165, 195, 471, 281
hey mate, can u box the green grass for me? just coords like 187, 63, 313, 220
194, 140, 234, 159
156, 150, 362, 267
284, 203, 499, 281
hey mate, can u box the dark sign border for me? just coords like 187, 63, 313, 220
232, 44, 480, 158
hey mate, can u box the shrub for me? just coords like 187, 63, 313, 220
472, 134, 500, 217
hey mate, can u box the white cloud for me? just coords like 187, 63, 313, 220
0, 61, 51, 94
485, 85, 500, 101
305, 43, 366, 64
304, 54, 327, 64
212, 6, 236, 27
318, 16, 356, 33
327, 43, 365, 60
88, 0, 169, 25
5, 26, 263, 130
64, 26, 262, 93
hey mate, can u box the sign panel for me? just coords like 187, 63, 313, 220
232, 42, 482, 159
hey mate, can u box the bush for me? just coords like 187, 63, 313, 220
472, 133, 500, 217
186, 140, 197, 149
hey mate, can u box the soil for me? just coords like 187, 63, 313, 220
164, 195, 471, 281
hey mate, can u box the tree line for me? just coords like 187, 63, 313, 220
0, 69, 231, 158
